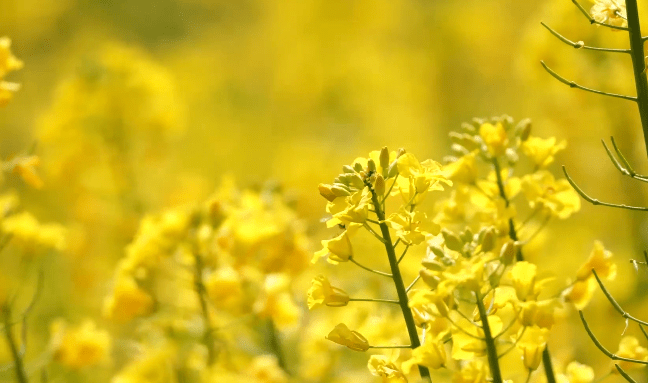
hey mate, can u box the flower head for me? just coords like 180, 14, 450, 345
307, 275, 350, 309
325, 323, 370, 351
591, 0, 627, 28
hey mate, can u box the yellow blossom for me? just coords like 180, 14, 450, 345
614, 336, 648, 371
307, 274, 350, 309
521, 170, 580, 219
0, 37, 23, 78
325, 323, 370, 351
325, 187, 371, 227
254, 273, 301, 329
205, 265, 244, 309
248, 355, 289, 383
516, 299, 560, 328
453, 359, 488, 383
103, 276, 154, 322
4, 155, 44, 188
368, 353, 407, 382
522, 136, 567, 168
591, 0, 627, 28
575, 241, 616, 281
111, 345, 177, 383
385, 210, 439, 245
452, 315, 503, 360
1, 211, 66, 252
402, 339, 447, 372
443, 151, 479, 185
395, 153, 452, 204
479, 122, 508, 157
563, 277, 597, 310
50, 319, 111, 369
516, 326, 549, 370
312, 228, 357, 264
564, 361, 595, 383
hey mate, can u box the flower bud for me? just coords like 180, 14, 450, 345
515, 118, 532, 141
318, 184, 337, 202
396, 148, 406, 158
342, 165, 356, 173
379, 147, 390, 169
422, 258, 445, 271
367, 158, 377, 173
500, 240, 517, 265
387, 159, 399, 178
374, 174, 385, 197
479, 227, 495, 252
353, 162, 364, 172
331, 184, 352, 197
420, 269, 440, 288
427, 244, 445, 259
441, 229, 463, 252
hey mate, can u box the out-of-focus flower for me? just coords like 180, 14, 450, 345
368, 352, 407, 381
516, 326, 549, 370
591, 0, 627, 28
307, 274, 349, 309
205, 265, 244, 309
253, 273, 301, 329
575, 241, 616, 281
443, 151, 479, 185
453, 359, 488, 383
614, 336, 648, 371
521, 170, 580, 219
562, 361, 595, 383
248, 355, 289, 383
111, 345, 177, 383
0, 37, 23, 107
103, 276, 154, 322
325, 323, 370, 351
1, 211, 66, 252
479, 122, 508, 157
522, 136, 567, 168
3, 155, 44, 188
402, 339, 447, 372
50, 319, 111, 369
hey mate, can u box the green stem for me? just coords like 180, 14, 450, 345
625, 0, 648, 160
367, 182, 432, 383
349, 298, 399, 304
193, 253, 216, 365
491, 158, 555, 382
475, 291, 503, 383
2, 306, 28, 383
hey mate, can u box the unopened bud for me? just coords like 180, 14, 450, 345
480, 228, 495, 252
353, 162, 364, 172
342, 165, 356, 174
500, 240, 517, 265
331, 184, 352, 197
441, 229, 463, 252
349, 173, 364, 189
367, 158, 377, 173
379, 147, 390, 170
422, 258, 445, 271
374, 174, 385, 196
387, 159, 399, 178
427, 244, 445, 259
318, 184, 337, 202
515, 119, 532, 141
396, 148, 406, 158
419, 269, 440, 289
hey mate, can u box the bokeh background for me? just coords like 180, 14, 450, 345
2, 0, 648, 382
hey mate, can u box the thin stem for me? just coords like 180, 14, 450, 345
267, 319, 288, 374
563, 166, 648, 211
406, 275, 420, 292
615, 364, 638, 383
193, 253, 216, 365
364, 223, 387, 244
475, 291, 503, 383
367, 180, 432, 383
2, 306, 28, 383
541, 61, 636, 102
541, 22, 630, 53
398, 245, 410, 264
542, 346, 557, 383
349, 298, 400, 304
349, 257, 393, 278
571, 0, 629, 30
498, 327, 527, 358
624, 0, 648, 159
592, 270, 648, 326
382, 174, 399, 206
608, 137, 648, 180
368, 345, 412, 349
579, 311, 648, 365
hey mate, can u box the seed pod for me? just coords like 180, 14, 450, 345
318, 184, 337, 202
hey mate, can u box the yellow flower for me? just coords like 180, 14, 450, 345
564, 361, 595, 383
575, 241, 616, 281
614, 336, 648, 371
591, 0, 627, 28
50, 319, 111, 369
325, 187, 371, 227
395, 153, 452, 204
325, 323, 370, 351
1, 211, 66, 252
385, 210, 439, 245
253, 274, 301, 329
521, 170, 581, 219
479, 122, 508, 157
516, 326, 549, 370
307, 275, 349, 309
0, 37, 23, 78
103, 276, 154, 322
111, 345, 177, 383
563, 277, 597, 310
522, 136, 567, 168
443, 151, 479, 185
205, 265, 244, 309
4, 155, 44, 188
368, 353, 407, 381
516, 299, 560, 329
453, 359, 488, 383
312, 228, 357, 264
248, 355, 289, 383
452, 315, 503, 360
510, 262, 538, 301
402, 340, 447, 372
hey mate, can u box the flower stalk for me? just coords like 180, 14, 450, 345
475, 291, 503, 383
624, 0, 648, 160
367, 182, 432, 383
2, 305, 28, 383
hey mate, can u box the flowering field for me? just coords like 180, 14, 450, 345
2, 0, 648, 382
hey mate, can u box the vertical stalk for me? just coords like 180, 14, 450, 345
193, 253, 216, 365
475, 291, 503, 383
625, 0, 648, 159
2, 306, 28, 383
492, 158, 556, 383
368, 185, 432, 383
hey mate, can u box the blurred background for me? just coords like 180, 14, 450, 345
2, 0, 648, 381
